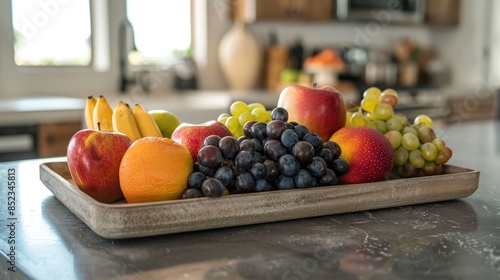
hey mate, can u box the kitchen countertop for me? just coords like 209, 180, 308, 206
0, 120, 499, 279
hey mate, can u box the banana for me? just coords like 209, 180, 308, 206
84, 95, 97, 129
112, 102, 142, 141
133, 104, 163, 137
92, 95, 114, 131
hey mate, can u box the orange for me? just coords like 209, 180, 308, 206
119, 137, 193, 203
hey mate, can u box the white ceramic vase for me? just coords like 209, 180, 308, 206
218, 22, 261, 90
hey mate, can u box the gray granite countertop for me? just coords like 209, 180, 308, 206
1, 120, 499, 279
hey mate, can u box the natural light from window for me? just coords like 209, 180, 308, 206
11, 0, 91, 66
126, 0, 191, 66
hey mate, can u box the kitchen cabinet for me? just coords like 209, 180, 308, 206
37, 121, 82, 158
230, 0, 333, 22
425, 0, 460, 26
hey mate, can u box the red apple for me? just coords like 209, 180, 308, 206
170, 120, 232, 162
277, 83, 346, 142
330, 126, 393, 184
67, 129, 132, 203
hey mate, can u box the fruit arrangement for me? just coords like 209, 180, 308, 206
217, 101, 271, 138
67, 83, 454, 205
182, 107, 349, 199
345, 87, 452, 178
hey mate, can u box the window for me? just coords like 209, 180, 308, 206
11, 0, 92, 66
9, 0, 191, 67
126, 0, 191, 66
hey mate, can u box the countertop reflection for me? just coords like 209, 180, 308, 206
1, 120, 499, 279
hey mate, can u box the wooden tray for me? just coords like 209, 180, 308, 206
39, 161, 480, 239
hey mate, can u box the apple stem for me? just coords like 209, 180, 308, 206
97, 122, 101, 131
312, 82, 317, 88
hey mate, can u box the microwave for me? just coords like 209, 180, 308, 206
336, 0, 425, 23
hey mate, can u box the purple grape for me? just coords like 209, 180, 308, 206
292, 141, 315, 164
331, 158, 349, 176
197, 145, 223, 169
254, 179, 272, 192
266, 120, 287, 140
250, 122, 267, 141
303, 132, 323, 152
293, 169, 314, 188
235, 172, 255, 192
319, 169, 338, 186
323, 141, 342, 159
188, 171, 206, 189
235, 151, 253, 170
306, 157, 327, 178
278, 154, 300, 177
263, 160, 279, 181
271, 107, 289, 122
204, 135, 221, 147
250, 162, 266, 179
243, 121, 257, 138
219, 136, 240, 160
201, 178, 225, 197
263, 139, 287, 161
294, 124, 310, 140
215, 165, 234, 187
277, 175, 295, 190
281, 129, 299, 148
182, 188, 205, 199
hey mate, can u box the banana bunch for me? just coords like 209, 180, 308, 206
85, 95, 162, 141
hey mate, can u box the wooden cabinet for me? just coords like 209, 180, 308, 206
37, 121, 82, 158
425, 0, 460, 26
230, 0, 333, 22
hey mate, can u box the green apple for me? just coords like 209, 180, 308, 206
149, 110, 181, 138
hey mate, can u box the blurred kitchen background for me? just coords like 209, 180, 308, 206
1, 0, 499, 161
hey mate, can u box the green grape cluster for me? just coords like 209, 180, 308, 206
346, 87, 453, 177
218, 101, 272, 138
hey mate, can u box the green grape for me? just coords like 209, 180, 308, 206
350, 112, 367, 126
421, 142, 438, 161
230, 101, 250, 117
379, 89, 398, 108
345, 111, 353, 126
265, 111, 273, 122
398, 162, 418, 178
385, 130, 402, 150
395, 113, 411, 126
435, 147, 452, 164
409, 149, 425, 168
417, 126, 436, 143
366, 120, 377, 130
232, 125, 244, 138
365, 112, 377, 121
432, 138, 446, 151
248, 102, 266, 111
225, 116, 240, 133
435, 164, 444, 175
421, 161, 437, 176
373, 103, 394, 120
414, 114, 433, 127
251, 108, 268, 122
402, 133, 419, 151
386, 116, 404, 132
238, 111, 254, 127
218, 113, 230, 124
375, 120, 387, 134
361, 97, 378, 113
394, 146, 409, 166
402, 126, 418, 136
363, 87, 382, 100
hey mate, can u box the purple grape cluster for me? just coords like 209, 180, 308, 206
182, 107, 349, 199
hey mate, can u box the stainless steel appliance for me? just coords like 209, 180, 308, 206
336, 0, 425, 23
